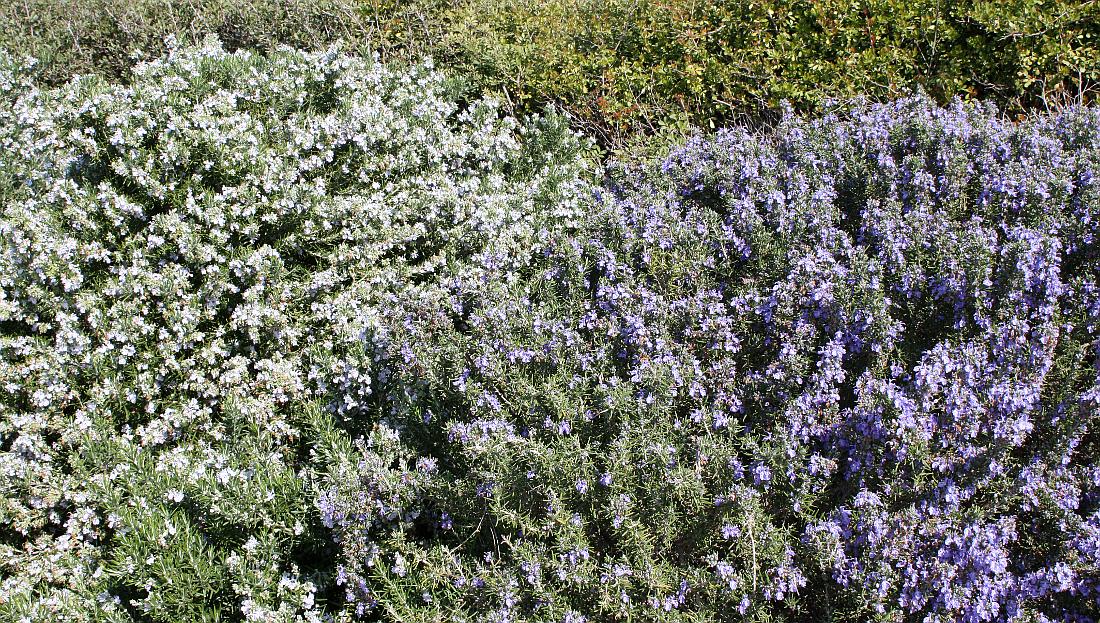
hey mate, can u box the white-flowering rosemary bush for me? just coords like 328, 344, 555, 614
0, 39, 589, 622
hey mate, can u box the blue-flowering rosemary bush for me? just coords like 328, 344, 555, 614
321, 98, 1100, 622
0, 40, 589, 621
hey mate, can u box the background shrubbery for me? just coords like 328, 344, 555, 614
4, 0, 1099, 153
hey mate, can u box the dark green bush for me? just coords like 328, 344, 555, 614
0, 0, 452, 85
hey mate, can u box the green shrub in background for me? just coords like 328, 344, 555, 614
445, 0, 1100, 152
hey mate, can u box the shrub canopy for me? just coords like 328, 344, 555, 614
1, 41, 1099, 623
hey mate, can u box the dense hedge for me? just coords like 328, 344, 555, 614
4, 0, 1099, 153
3, 43, 1099, 622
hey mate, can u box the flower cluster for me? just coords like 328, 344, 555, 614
0, 40, 588, 621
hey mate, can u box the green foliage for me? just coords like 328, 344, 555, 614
444, 0, 1100, 150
